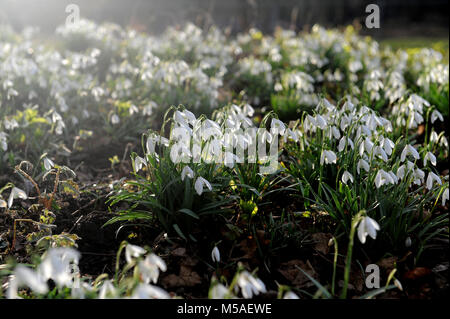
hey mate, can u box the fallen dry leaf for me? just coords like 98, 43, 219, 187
378, 256, 398, 273
311, 233, 333, 255
403, 267, 432, 280
278, 259, 318, 288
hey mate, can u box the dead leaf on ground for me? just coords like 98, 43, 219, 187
403, 267, 432, 280
311, 233, 333, 255
278, 259, 318, 288
161, 265, 202, 288
237, 236, 258, 259
378, 256, 398, 273
171, 247, 186, 257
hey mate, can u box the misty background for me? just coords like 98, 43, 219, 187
0, 0, 448, 38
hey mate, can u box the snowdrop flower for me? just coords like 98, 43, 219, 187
129, 104, 139, 115
142, 102, 155, 116
397, 161, 415, 180
146, 135, 157, 154
0, 131, 8, 151
394, 279, 403, 292
442, 188, 449, 206
388, 171, 399, 184
283, 291, 300, 299
338, 137, 354, 152
211, 246, 220, 263
194, 177, 212, 195
357, 216, 380, 244
375, 169, 395, 188
315, 114, 328, 130
259, 130, 273, 144
331, 126, 341, 139
237, 271, 266, 299
271, 118, 286, 135
401, 145, 420, 162
111, 113, 120, 125
7, 266, 48, 298
413, 168, 425, 186
381, 137, 395, 156
243, 104, 254, 117
342, 171, 354, 185
131, 284, 170, 299
320, 150, 337, 165
405, 237, 412, 248
38, 248, 80, 288
4, 118, 19, 130
373, 146, 388, 162
210, 282, 229, 299
98, 280, 117, 299
125, 244, 146, 264
138, 253, 167, 284
430, 131, 439, 144
134, 156, 146, 172
181, 166, 194, 181
284, 128, 299, 143
426, 172, 442, 190
423, 152, 436, 166
8, 187, 27, 208
170, 143, 192, 163
431, 110, 443, 123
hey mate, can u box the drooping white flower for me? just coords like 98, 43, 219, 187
170, 143, 192, 163
423, 152, 436, 167
284, 128, 299, 143
394, 279, 403, 292
342, 171, 354, 185
259, 130, 273, 144
338, 137, 354, 152
283, 291, 300, 299
181, 166, 194, 181
431, 110, 444, 123
442, 188, 449, 206
375, 169, 395, 188
373, 146, 388, 162
320, 150, 337, 165
129, 104, 139, 115
357, 216, 380, 244
138, 253, 167, 284
211, 246, 220, 263
194, 177, 212, 195
400, 145, 420, 162
243, 104, 255, 117
426, 172, 442, 190
210, 282, 229, 299
331, 126, 341, 140
237, 271, 267, 299
131, 284, 170, 299
98, 280, 117, 299
38, 247, 80, 288
134, 156, 146, 172
8, 187, 27, 208
413, 168, 425, 185
43, 157, 55, 171
315, 114, 327, 130
7, 265, 48, 299
111, 113, 120, 125
405, 237, 412, 247
430, 131, 439, 144
125, 244, 146, 264
382, 137, 395, 156
271, 118, 286, 136
357, 158, 370, 175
